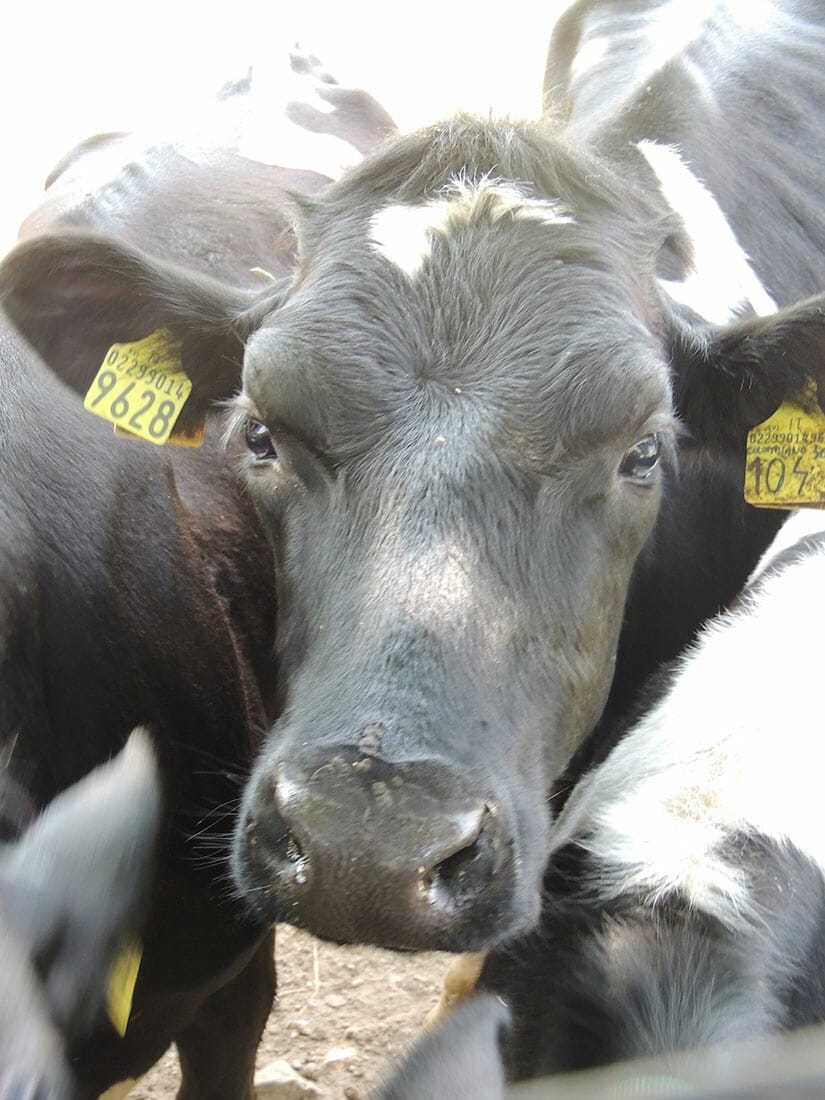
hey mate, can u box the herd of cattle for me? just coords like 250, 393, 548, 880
2, 1, 825, 1096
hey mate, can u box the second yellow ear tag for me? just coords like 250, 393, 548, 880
745, 379, 825, 509
84, 331, 193, 446
106, 937, 142, 1037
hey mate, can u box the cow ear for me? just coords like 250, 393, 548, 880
0, 230, 275, 420
671, 294, 825, 449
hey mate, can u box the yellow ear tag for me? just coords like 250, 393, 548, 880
84, 330, 195, 446
745, 379, 825, 509
106, 937, 142, 1037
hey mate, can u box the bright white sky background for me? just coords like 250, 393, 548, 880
1, 1, 570, 254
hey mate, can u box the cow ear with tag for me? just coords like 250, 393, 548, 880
0, 229, 286, 430
669, 292, 825, 453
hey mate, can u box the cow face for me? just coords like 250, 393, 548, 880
2, 117, 824, 952
230, 133, 676, 947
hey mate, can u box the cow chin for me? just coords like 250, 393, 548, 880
231, 745, 549, 952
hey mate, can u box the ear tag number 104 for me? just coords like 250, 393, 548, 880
745, 378, 825, 509
84, 331, 195, 446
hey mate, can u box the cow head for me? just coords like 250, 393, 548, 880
2, 116, 823, 951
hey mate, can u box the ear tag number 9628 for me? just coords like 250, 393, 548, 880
84, 331, 193, 446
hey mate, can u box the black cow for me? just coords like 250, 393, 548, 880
0, 731, 159, 1100
3, 1, 825, 960
0, 56, 394, 1099
0, 316, 278, 1100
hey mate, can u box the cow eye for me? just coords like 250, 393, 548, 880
244, 418, 277, 461
619, 434, 660, 482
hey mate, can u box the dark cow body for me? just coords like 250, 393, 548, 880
0, 57, 395, 1097
3, 1, 825, 964
1, 318, 278, 1098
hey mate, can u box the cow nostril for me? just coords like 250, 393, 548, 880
244, 809, 311, 888
420, 804, 500, 913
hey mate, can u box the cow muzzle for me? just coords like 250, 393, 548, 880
233, 748, 523, 950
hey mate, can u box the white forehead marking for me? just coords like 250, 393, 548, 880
369, 175, 575, 279
370, 202, 454, 280
638, 140, 777, 323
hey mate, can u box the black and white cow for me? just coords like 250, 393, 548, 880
383, 515, 825, 1095
0, 57, 394, 1098
479, 511, 825, 1077
543, 0, 825, 753
2, 1, 825, 961
0, 731, 160, 1100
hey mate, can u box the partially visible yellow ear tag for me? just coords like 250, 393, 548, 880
84, 330, 196, 446
106, 937, 142, 1037
745, 379, 825, 509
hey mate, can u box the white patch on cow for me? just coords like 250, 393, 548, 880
231, 56, 363, 177
598, 0, 780, 91
569, 35, 610, 84
638, 140, 777, 324
445, 175, 575, 229
237, 118, 363, 179
747, 509, 825, 585
551, 528, 825, 930
369, 176, 574, 279
633, 0, 718, 84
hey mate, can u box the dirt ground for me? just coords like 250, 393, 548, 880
128, 925, 451, 1099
